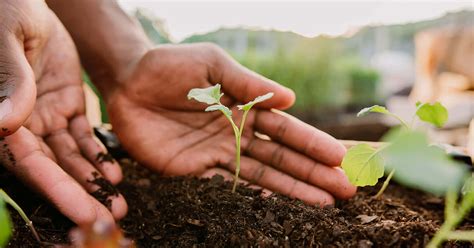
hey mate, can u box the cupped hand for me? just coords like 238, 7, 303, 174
106, 43, 357, 205
0, 0, 126, 225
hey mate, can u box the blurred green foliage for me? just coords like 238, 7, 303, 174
183, 28, 382, 113
82, 72, 109, 123
84, 8, 470, 123
348, 65, 381, 107
234, 37, 361, 111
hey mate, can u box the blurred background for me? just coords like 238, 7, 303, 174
87, 1, 473, 149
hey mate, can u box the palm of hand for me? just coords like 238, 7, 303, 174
107, 46, 248, 175
107, 44, 357, 205
25, 17, 85, 157
2, 8, 126, 224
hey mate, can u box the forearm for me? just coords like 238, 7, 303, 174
46, 0, 152, 95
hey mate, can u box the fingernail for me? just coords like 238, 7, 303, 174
0, 98, 12, 121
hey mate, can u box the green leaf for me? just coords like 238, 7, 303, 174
415, 101, 448, 128
462, 176, 474, 195
341, 144, 385, 186
0, 198, 12, 247
187, 84, 224, 105
237, 92, 274, 111
357, 105, 389, 117
382, 129, 468, 196
205, 104, 232, 117
357, 105, 409, 128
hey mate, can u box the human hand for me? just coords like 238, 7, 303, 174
104, 43, 356, 205
0, 0, 126, 225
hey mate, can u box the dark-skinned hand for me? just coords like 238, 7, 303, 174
0, 0, 127, 226
104, 43, 356, 205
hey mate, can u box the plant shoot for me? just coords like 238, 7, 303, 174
342, 102, 473, 245
342, 102, 463, 196
188, 84, 273, 192
0, 189, 41, 245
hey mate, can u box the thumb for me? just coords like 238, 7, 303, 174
0, 32, 37, 137
213, 48, 295, 110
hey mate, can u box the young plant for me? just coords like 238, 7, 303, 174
341, 102, 454, 197
0, 189, 41, 245
187, 84, 273, 193
342, 102, 473, 245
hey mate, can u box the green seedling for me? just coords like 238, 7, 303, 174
343, 102, 473, 246
0, 189, 41, 246
188, 84, 273, 193
342, 102, 457, 197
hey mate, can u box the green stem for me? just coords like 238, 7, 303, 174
387, 113, 410, 129
444, 189, 458, 221
231, 110, 249, 193
445, 231, 474, 241
222, 112, 241, 193
374, 169, 395, 198
410, 102, 425, 129
427, 190, 474, 247
232, 133, 241, 193
0, 189, 41, 243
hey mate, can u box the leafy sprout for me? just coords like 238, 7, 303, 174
188, 84, 273, 192
342, 101, 458, 196
343, 102, 473, 245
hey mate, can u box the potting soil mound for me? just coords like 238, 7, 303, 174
2, 159, 473, 247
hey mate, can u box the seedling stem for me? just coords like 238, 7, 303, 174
427, 190, 474, 247
0, 189, 41, 243
374, 169, 395, 198
187, 84, 273, 193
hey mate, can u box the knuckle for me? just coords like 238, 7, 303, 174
250, 162, 266, 184
286, 179, 299, 197
271, 145, 285, 169
276, 120, 288, 141
198, 42, 221, 52
303, 133, 317, 155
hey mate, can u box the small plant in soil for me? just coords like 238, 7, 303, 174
187, 84, 273, 192
0, 189, 41, 246
342, 102, 456, 196
341, 102, 474, 246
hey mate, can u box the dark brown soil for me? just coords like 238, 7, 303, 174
87, 171, 119, 210
2, 158, 473, 248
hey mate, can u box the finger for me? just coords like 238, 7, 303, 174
246, 138, 356, 199
0, 32, 37, 136
45, 129, 127, 220
254, 109, 346, 167
200, 168, 273, 196
200, 167, 238, 181
69, 115, 123, 185
0, 127, 114, 226
209, 45, 295, 110
36, 135, 57, 162
223, 156, 335, 206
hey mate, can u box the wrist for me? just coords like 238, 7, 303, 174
47, 0, 153, 100
84, 40, 151, 102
